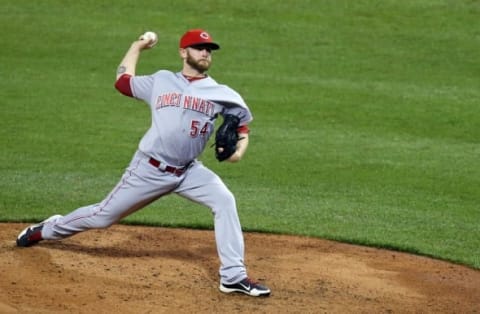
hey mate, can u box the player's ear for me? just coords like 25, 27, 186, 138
179, 48, 187, 59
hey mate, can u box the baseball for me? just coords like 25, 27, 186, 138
141, 31, 158, 48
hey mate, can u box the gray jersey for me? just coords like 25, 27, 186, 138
131, 70, 252, 166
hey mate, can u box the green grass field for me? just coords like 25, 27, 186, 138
1, 0, 479, 268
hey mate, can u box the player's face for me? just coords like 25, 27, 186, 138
185, 46, 212, 73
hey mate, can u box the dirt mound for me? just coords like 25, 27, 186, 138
1, 224, 478, 313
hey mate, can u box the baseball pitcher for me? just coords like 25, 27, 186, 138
16, 29, 270, 297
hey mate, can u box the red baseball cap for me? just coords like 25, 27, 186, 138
179, 29, 220, 50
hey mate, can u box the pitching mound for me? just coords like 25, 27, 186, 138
1, 224, 478, 313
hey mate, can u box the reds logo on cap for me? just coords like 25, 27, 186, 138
179, 29, 220, 50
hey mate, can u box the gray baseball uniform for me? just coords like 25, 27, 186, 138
41, 70, 253, 285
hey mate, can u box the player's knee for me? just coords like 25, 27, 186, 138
221, 189, 236, 205
87, 215, 117, 229
212, 190, 236, 214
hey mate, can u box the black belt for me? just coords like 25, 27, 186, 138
148, 157, 190, 176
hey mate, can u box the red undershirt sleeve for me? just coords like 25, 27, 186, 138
114, 74, 133, 97
237, 125, 250, 134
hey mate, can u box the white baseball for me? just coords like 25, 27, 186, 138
141, 31, 158, 48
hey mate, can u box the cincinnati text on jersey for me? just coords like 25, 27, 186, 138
155, 92, 216, 118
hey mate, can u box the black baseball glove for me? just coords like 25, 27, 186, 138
214, 114, 241, 162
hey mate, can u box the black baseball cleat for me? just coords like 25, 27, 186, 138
16, 215, 63, 247
16, 224, 44, 247
219, 277, 271, 297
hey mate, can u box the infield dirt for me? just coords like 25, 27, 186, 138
1, 224, 479, 313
